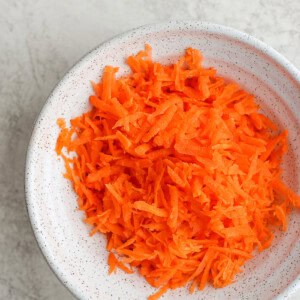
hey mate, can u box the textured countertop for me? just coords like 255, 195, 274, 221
0, 0, 299, 299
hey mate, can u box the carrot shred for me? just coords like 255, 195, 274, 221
108, 252, 118, 274
148, 285, 169, 300
133, 201, 168, 218
56, 45, 299, 299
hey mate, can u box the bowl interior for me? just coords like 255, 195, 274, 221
26, 22, 300, 300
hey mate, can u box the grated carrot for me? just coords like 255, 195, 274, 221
56, 45, 299, 299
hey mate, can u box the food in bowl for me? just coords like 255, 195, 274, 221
56, 45, 300, 299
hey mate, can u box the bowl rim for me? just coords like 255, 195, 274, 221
25, 20, 300, 300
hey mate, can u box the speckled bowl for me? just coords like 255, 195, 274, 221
25, 21, 300, 300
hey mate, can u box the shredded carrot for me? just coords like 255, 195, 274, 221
108, 252, 118, 274
56, 45, 299, 299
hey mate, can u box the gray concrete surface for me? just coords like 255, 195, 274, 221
0, 0, 299, 299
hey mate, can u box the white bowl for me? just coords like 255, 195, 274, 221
25, 21, 300, 300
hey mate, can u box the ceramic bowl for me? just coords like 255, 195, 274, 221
25, 21, 300, 299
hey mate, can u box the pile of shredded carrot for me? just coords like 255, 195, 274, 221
56, 45, 300, 299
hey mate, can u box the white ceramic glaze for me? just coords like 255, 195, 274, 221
25, 21, 300, 300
